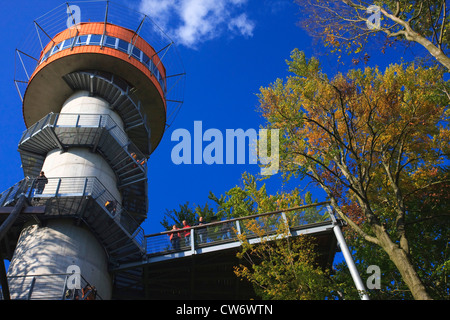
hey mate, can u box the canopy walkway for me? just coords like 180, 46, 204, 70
0, 179, 367, 300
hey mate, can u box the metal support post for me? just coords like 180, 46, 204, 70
0, 194, 28, 301
235, 220, 241, 236
0, 253, 10, 300
281, 212, 291, 236
190, 228, 195, 255
327, 206, 369, 300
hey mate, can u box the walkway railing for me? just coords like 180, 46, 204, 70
19, 112, 148, 173
6, 273, 102, 300
0, 179, 29, 208
144, 202, 332, 257
1, 178, 334, 273
0, 177, 146, 252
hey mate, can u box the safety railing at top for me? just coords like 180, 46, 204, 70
144, 202, 332, 256
14, 1, 186, 129
0, 176, 145, 252
18, 112, 147, 171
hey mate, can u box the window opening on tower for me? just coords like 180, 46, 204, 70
39, 34, 166, 93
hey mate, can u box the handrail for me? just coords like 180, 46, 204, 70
0, 179, 29, 207
64, 70, 152, 142
147, 201, 332, 237
18, 113, 148, 191
19, 112, 148, 171
0, 176, 146, 252
143, 202, 333, 258
1, 177, 330, 263
7, 272, 103, 300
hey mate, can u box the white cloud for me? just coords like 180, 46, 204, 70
228, 13, 254, 37
139, 0, 176, 30
139, 0, 255, 48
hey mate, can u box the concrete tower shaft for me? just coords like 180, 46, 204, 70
8, 220, 112, 300
42, 92, 123, 201
8, 91, 124, 299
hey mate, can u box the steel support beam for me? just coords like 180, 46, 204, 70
0, 252, 10, 300
0, 206, 45, 215
328, 206, 370, 300
0, 194, 28, 301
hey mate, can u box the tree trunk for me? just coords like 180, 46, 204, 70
372, 225, 432, 300
405, 31, 450, 72
381, 7, 450, 71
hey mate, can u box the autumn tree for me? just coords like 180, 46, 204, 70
333, 168, 450, 300
400, 167, 450, 299
160, 202, 216, 230
210, 172, 336, 300
296, 0, 450, 70
235, 228, 335, 300
257, 49, 449, 299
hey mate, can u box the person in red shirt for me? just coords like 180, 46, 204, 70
182, 220, 191, 247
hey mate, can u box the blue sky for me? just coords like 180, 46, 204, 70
0, 0, 413, 238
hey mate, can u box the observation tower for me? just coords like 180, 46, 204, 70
0, 1, 184, 300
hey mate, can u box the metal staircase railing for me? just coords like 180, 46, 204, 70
0, 179, 29, 208
63, 71, 151, 155
7, 272, 102, 300
0, 177, 146, 261
0, 176, 147, 298
18, 112, 148, 218
1, 178, 336, 298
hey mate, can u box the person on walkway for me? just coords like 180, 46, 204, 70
169, 225, 180, 250
105, 200, 117, 215
182, 220, 191, 246
81, 285, 97, 300
131, 152, 146, 167
34, 171, 48, 195
221, 221, 232, 240
195, 216, 207, 243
